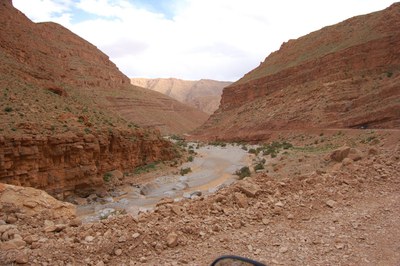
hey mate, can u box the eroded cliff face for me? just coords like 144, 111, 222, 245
194, 3, 400, 140
0, 0, 207, 136
0, 0, 179, 195
0, 129, 176, 198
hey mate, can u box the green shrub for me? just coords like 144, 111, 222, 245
209, 141, 227, 147
176, 140, 187, 147
180, 167, 192, 176
103, 172, 112, 182
235, 166, 251, 179
188, 156, 194, 162
260, 141, 293, 157
134, 162, 158, 174
170, 134, 184, 141
254, 163, 264, 171
248, 148, 257, 155
4, 107, 12, 112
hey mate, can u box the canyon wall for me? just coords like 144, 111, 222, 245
0, 0, 180, 195
0, 129, 176, 198
194, 3, 400, 140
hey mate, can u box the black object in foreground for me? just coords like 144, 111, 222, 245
210, 255, 266, 266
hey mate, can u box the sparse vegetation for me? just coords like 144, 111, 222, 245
248, 148, 258, 155
4, 107, 12, 112
360, 135, 379, 144
180, 167, 192, 176
293, 143, 337, 153
254, 163, 264, 171
260, 141, 293, 158
235, 166, 251, 179
209, 141, 227, 147
134, 162, 159, 174
170, 134, 184, 141
103, 172, 112, 182
187, 156, 194, 162
176, 139, 187, 148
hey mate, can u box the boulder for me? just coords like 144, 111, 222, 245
234, 192, 248, 208
166, 232, 178, 248
237, 180, 262, 197
347, 148, 364, 161
330, 146, 363, 162
330, 146, 351, 162
0, 183, 76, 220
140, 182, 159, 196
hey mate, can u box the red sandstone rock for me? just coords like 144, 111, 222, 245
0, 183, 75, 219
0, 130, 176, 196
0, 0, 207, 137
0, 2, 183, 193
194, 3, 400, 140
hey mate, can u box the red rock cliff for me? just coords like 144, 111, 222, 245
0, 0, 178, 195
0, 130, 176, 198
0, 0, 129, 91
194, 3, 400, 140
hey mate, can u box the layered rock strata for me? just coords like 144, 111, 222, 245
195, 3, 400, 140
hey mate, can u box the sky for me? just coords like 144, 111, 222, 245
13, 0, 397, 81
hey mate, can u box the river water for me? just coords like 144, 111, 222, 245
77, 144, 251, 223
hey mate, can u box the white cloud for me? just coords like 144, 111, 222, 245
13, 0, 72, 24
13, 0, 397, 81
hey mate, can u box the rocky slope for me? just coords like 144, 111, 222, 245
1, 129, 399, 265
0, 0, 183, 196
130, 78, 232, 114
0, 0, 207, 136
194, 3, 400, 141
104, 85, 209, 135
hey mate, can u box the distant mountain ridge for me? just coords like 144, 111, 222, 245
130, 78, 232, 114
194, 3, 400, 140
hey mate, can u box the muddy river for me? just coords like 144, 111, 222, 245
77, 144, 252, 222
